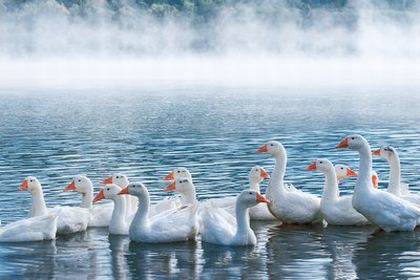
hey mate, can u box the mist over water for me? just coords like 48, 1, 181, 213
1, 0, 419, 87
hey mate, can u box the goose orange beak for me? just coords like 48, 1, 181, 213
346, 168, 358, 177
372, 174, 379, 188
164, 182, 176, 192
256, 144, 268, 153
19, 179, 28, 190
371, 149, 381, 156
336, 138, 348, 148
93, 189, 105, 203
118, 187, 129, 195
259, 168, 270, 179
64, 180, 76, 192
305, 162, 317, 170
163, 171, 175, 181
100, 176, 113, 185
256, 193, 269, 203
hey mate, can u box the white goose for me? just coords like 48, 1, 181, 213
19, 176, 89, 234
257, 141, 322, 224
336, 134, 420, 232
306, 159, 369, 225
118, 182, 198, 243
0, 215, 58, 242
93, 184, 129, 235
64, 175, 113, 227
372, 146, 420, 205
200, 190, 269, 246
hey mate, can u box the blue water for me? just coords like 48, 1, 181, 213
0, 87, 419, 279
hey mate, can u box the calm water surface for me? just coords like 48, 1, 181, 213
0, 87, 419, 279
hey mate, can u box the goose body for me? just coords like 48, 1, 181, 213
257, 141, 322, 224
20, 177, 89, 234
119, 182, 198, 243
93, 184, 130, 235
200, 190, 269, 246
65, 175, 113, 227
372, 146, 420, 205
337, 134, 420, 232
0, 215, 57, 242
306, 159, 369, 226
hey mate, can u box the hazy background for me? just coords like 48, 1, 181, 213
0, 0, 419, 88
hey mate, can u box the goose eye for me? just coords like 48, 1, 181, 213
351, 137, 355, 140
320, 161, 323, 164
270, 144, 273, 146
177, 170, 181, 173
248, 191, 252, 195
341, 167, 344, 170
179, 181, 182, 184
78, 179, 81, 182
107, 188, 110, 191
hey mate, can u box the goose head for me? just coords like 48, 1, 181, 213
19, 176, 42, 192
100, 173, 129, 188
164, 178, 193, 194
256, 141, 286, 157
249, 166, 270, 186
237, 190, 269, 208
93, 184, 122, 203
334, 164, 358, 180
118, 182, 147, 198
336, 134, 368, 151
64, 175, 93, 193
305, 158, 335, 175
162, 167, 192, 181
371, 145, 398, 161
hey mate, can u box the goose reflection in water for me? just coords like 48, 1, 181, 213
126, 240, 200, 279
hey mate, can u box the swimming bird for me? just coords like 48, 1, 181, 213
306, 159, 369, 225
372, 145, 420, 205
118, 182, 198, 243
336, 134, 420, 232
64, 175, 113, 227
200, 190, 269, 246
19, 176, 89, 234
257, 141, 322, 224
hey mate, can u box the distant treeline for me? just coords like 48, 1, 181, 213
1, 0, 416, 24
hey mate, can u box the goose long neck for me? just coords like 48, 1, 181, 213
386, 154, 401, 195
30, 187, 48, 217
81, 187, 93, 208
235, 201, 251, 237
132, 193, 150, 227
355, 144, 373, 194
180, 186, 196, 205
110, 196, 127, 231
321, 169, 339, 202
249, 181, 260, 193
269, 152, 286, 191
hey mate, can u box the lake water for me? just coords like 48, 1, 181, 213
0, 87, 419, 279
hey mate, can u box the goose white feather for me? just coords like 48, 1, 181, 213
200, 190, 269, 246
19, 176, 89, 234
372, 146, 420, 205
119, 182, 198, 243
306, 159, 369, 225
337, 134, 420, 232
257, 141, 322, 224
64, 175, 113, 227
93, 184, 130, 235
0, 215, 57, 242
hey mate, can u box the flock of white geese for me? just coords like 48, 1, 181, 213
1, 134, 419, 246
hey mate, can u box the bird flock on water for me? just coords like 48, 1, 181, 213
0, 134, 419, 246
